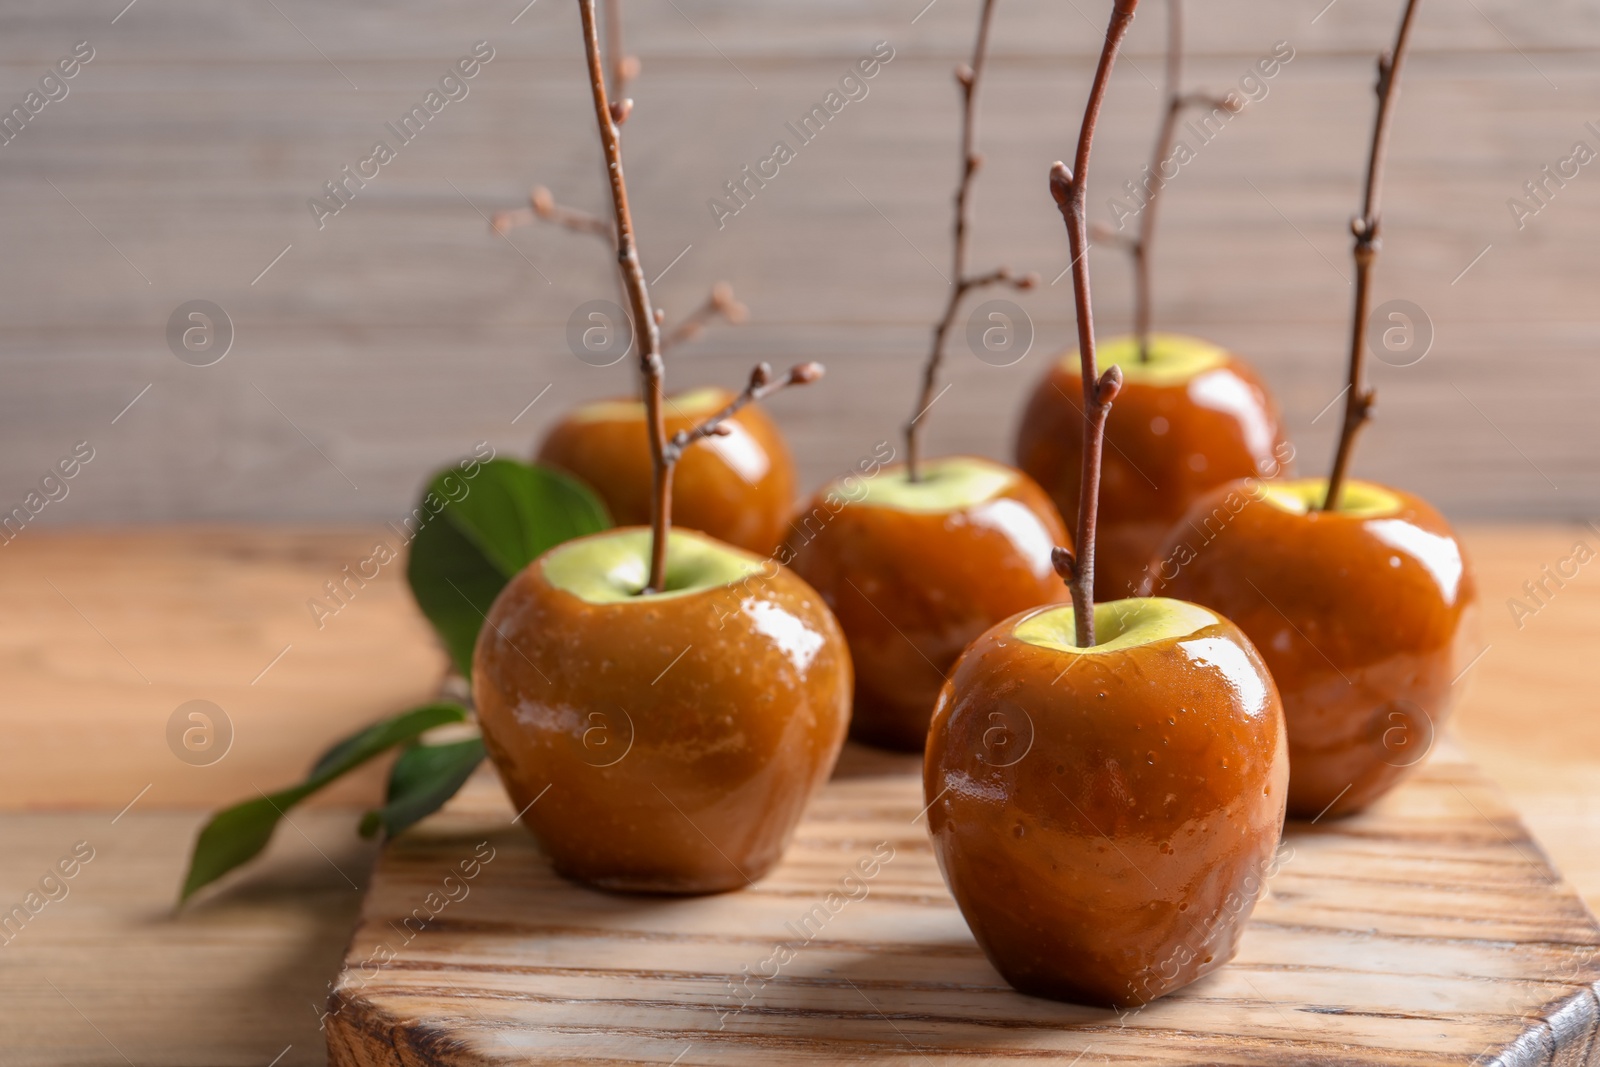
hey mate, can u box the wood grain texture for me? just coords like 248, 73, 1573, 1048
325, 741, 1600, 1066
0, 1, 1596, 522
0, 807, 377, 1067
0, 527, 447, 810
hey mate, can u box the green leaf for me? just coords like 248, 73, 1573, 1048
178, 789, 315, 907
306, 702, 469, 782
359, 737, 486, 840
405, 515, 509, 681
407, 459, 610, 677
179, 703, 469, 903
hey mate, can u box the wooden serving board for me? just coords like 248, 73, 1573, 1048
326, 741, 1600, 1066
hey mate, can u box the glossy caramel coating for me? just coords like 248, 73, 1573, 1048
472, 529, 851, 894
1014, 337, 1289, 599
924, 602, 1288, 1007
1153, 480, 1478, 819
537, 388, 797, 555
784, 459, 1070, 752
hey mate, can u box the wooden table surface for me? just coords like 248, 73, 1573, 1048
1, 524, 1597, 1066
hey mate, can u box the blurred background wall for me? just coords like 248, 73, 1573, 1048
1, 0, 1596, 524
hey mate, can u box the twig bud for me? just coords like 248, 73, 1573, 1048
710, 281, 749, 323
1096, 365, 1124, 405
1049, 162, 1074, 206
1014, 272, 1040, 291
955, 63, 975, 88
531, 186, 555, 217
788, 361, 825, 385
610, 98, 634, 125
748, 362, 774, 389
1051, 546, 1078, 583
653, 307, 666, 325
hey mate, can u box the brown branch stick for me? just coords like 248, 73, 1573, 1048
491, 189, 741, 353
661, 282, 748, 352
491, 186, 613, 240
1125, 0, 1238, 361
498, 3, 758, 358
498, 5, 738, 360
903, 0, 1037, 482
577, 0, 670, 591
666, 362, 823, 462
579, 0, 815, 591
495, 0, 633, 241
1324, 0, 1422, 510
1049, 0, 1139, 648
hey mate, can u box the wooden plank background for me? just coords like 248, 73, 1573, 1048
1, 0, 1598, 524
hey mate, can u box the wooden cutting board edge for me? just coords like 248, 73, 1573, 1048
323, 740, 1600, 1067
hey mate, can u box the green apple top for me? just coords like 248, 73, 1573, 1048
1011, 597, 1277, 722
541, 528, 766, 603
1256, 476, 1403, 519
819, 456, 1060, 580
842, 455, 1020, 512
1057, 333, 1228, 385
1013, 596, 1223, 655
565, 386, 727, 424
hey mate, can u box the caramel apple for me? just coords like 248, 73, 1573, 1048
1151, 0, 1447, 818
785, 456, 1069, 752
1015, 333, 1290, 599
927, 0, 1287, 1008
1151, 479, 1476, 818
473, 0, 838, 893
538, 386, 797, 555
474, 528, 850, 892
924, 598, 1287, 1006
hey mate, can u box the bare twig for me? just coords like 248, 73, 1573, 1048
903, 0, 1038, 482
1324, 0, 1422, 511
491, 0, 734, 357
666, 362, 823, 462
661, 282, 748, 352
491, 188, 742, 353
1122, 0, 1240, 362
1049, 0, 1140, 648
491, 186, 613, 240
577, 1, 816, 590
577, 0, 669, 590
493, 0, 633, 241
